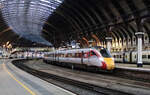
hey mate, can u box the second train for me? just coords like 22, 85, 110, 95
112, 50, 150, 64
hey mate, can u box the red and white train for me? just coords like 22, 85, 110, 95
44, 47, 115, 71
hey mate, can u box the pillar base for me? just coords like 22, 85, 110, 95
137, 63, 143, 67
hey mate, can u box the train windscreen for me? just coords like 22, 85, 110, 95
100, 48, 112, 58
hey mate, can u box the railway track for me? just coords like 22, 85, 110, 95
12, 59, 150, 95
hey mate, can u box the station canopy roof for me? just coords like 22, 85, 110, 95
42, 0, 150, 47
0, 0, 150, 47
0, 0, 63, 47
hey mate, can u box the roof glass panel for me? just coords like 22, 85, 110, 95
0, 0, 64, 45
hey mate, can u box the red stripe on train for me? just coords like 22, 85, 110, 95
101, 61, 107, 69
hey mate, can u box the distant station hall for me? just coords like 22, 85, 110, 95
0, 0, 150, 95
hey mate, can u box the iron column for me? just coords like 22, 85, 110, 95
135, 32, 144, 67
106, 37, 112, 52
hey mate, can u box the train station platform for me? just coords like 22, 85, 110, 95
0, 59, 76, 95
13, 59, 150, 95
114, 63, 150, 83
116, 63, 150, 71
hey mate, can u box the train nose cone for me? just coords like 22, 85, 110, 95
104, 58, 115, 70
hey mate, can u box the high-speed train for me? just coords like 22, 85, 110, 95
44, 47, 115, 71
112, 50, 150, 64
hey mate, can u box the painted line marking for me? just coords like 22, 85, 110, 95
3, 63, 36, 95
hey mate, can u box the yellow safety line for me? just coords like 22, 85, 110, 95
3, 63, 36, 95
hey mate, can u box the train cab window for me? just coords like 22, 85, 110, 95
91, 51, 97, 56
99, 48, 112, 58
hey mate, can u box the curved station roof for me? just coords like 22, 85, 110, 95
0, 0, 63, 47
0, 0, 149, 48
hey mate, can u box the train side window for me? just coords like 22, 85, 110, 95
75, 53, 80, 58
145, 36, 148, 40
66, 54, 69, 57
135, 55, 136, 58
69, 53, 72, 57
72, 53, 75, 58
75, 53, 78, 58
62, 54, 64, 57
142, 55, 147, 59
114, 55, 116, 58
64, 54, 67, 57
68, 53, 70, 57
58, 53, 60, 57
79, 53, 82, 58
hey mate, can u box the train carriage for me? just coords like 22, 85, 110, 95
112, 50, 150, 64
44, 47, 115, 71
112, 52, 123, 62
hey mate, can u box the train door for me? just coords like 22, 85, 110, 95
123, 52, 125, 63
54, 52, 57, 62
58, 53, 59, 62
81, 51, 84, 64
82, 51, 89, 65
130, 51, 132, 63
56, 51, 60, 62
